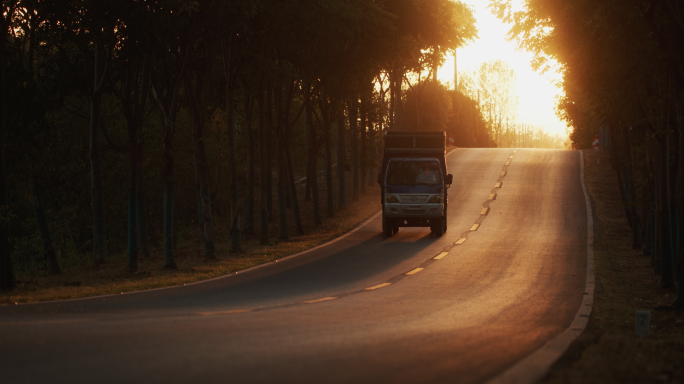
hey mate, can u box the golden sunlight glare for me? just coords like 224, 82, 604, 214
437, 0, 567, 138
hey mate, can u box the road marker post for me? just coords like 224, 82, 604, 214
636, 311, 650, 337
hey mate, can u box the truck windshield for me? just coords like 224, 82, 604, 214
386, 160, 441, 186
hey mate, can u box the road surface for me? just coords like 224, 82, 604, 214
0, 149, 587, 384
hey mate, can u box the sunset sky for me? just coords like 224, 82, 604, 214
436, 0, 567, 138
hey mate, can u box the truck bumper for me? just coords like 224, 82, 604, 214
384, 203, 444, 219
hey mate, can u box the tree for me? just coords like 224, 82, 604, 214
460, 60, 518, 147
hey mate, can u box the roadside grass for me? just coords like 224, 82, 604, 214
0, 167, 383, 305
543, 149, 684, 383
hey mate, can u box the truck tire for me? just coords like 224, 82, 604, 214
383, 214, 394, 237
432, 218, 444, 236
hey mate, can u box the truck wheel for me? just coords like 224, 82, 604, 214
383, 215, 394, 237
432, 218, 445, 237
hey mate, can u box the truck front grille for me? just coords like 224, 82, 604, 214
398, 195, 429, 203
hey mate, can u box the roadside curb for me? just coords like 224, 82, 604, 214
484, 150, 595, 384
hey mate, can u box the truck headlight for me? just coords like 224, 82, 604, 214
385, 194, 399, 203
429, 195, 443, 203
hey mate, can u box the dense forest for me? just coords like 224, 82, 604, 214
492, 0, 684, 309
0, 0, 507, 289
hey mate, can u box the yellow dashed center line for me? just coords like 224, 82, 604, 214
365, 282, 392, 291
303, 297, 338, 304
300, 151, 518, 303
197, 309, 250, 316
434, 252, 449, 260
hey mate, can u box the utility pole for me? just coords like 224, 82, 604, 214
454, 49, 458, 91
506, 117, 509, 148
497, 114, 501, 148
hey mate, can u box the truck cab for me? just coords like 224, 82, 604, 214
377, 131, 453, 237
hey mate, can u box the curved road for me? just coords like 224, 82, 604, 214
0, 149, 587, 384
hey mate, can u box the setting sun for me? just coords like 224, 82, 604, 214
437, 0, 567, 138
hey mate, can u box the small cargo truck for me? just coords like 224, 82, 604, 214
377, 131, 453, 237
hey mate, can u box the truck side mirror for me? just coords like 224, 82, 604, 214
377, 173, 385, 184
445, 174, 453, 185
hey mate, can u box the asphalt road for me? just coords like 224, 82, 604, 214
0, 149, 587, 384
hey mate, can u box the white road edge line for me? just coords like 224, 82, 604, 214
484, 150, 595, 384
16, 150, 463, 306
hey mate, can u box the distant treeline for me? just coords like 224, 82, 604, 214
494, 0, 684, 308
0, 0, 500, 289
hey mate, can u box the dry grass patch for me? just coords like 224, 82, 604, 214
543, 149, 684, 384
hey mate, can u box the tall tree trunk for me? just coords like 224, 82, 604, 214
259, 91, 270, 243
127, 120, 139, 273
325, 125, 334, 218
277, 144, 289, 240
193, 123, 216, 259
669, 128, 679, 268
305, 121, 312, 202
137, 167, 149, 258
349, 97, 359, 201
395, 70, 405, 131
389, 69, 395, 131
337, 113, 346, 209
659, 134, 675, 287
359, 94, 367, 194
285, 145, 304, 236
223, 37, 242, 253
30, 177, 60, 275
151, 68, 181, 269
163, 120, 176, 268
266, 126, 273, 222
675, 107, 684, 308
305, 90, 322, 225
367, 113, 376, 187
184, 67, 216, 259
122, 60, 152, 272
244, 92, 255, 236
615, 127, 641, 249
90, 44, 107, 266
